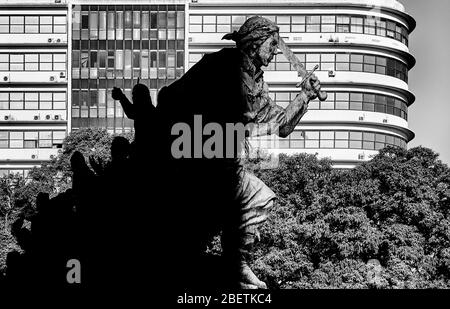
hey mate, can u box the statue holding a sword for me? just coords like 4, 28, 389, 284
147, 16, 326, 289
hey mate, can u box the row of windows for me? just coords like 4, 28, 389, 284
72, 68, 184, 83
0, 131, 66, 149
0, 169, 30, 178
73, 28, 185, 41
75, 9, 184, 30
75, 5, 184, 11
189, 14, 409, 45
0, 15, 66, 34
72, 6, 185, 103
72, 117, 134, 132
72, 88, 132, 119
270, 91, 408, 120
269, 53, 407, 82
249, 130, 407, 150
0, 53, 66, 72
71, 86, 159, 121
0, 92, 66, 110
72, 39, 185, 51
189, 52, 408, 83
73, 6, 184, 41
71, 78, 173, 93
73, 50, 184, 71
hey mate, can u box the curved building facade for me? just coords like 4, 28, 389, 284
188, 0, 416, 168
0, 0, 416, 175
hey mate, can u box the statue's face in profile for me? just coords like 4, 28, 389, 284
255, 32, 279, 67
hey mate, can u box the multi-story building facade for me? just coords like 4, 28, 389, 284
70, 0, 186, 133
188, 0, 416, 168
0, 0, 416, 174
0, 0, 69, 177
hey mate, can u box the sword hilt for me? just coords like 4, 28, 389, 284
296, 65, 328, 101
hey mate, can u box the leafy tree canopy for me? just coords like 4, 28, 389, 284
249, 146, 450, 289
1, 127, 449, 289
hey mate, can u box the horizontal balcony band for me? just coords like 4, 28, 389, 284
0, 120, 67, 125
0, 73, 67, 84
0, 5, 67, 10
0, 148, 59, 162
0, 163, 41, 169
0, 34, 67, 46
264, 148, 380, 164
0, 125, 67, 130
0, 111, 67, 121
0, 84, 68, 89
0, 43, 68, 48
300, 109, 408, 128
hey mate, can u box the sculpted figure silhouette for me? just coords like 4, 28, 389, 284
156, 16, 323, 289
3, 16, 323, 292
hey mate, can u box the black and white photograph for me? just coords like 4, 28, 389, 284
0, 0, 449, 305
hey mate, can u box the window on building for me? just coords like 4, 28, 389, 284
351, 17, 364, 33
305, 15, 320, 32
321, 15, 335, 32
10, 92, 24, 109
25, 16, 39, 33
24, 92, 38, 109
0, 16, 9, 33
10, 54, 24, 71
10, 16, 24, 33
0, 132, 8, 148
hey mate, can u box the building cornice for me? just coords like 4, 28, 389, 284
190, 2, 416, 33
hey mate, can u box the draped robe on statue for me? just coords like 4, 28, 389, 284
156, 47, 281, 287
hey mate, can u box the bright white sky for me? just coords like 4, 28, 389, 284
403, 0, 450, 165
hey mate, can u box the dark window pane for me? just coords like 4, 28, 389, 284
363, 103, 374, 112
82, 15, 89, 29
90, 40, 98, 49
375, 104, 385, 113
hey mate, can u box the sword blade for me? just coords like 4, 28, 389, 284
277, 37, 307, 78
277, 37, 328, 101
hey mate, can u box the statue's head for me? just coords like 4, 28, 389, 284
111, 136, 130, 162
70, 151, 88, 174
222, 16, 279, 67
132, 83, 151, 106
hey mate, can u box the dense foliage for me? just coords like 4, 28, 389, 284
249, 147, 450, 289
1, 126, 449, 288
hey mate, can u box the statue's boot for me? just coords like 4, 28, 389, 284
239, 260, 267, 289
